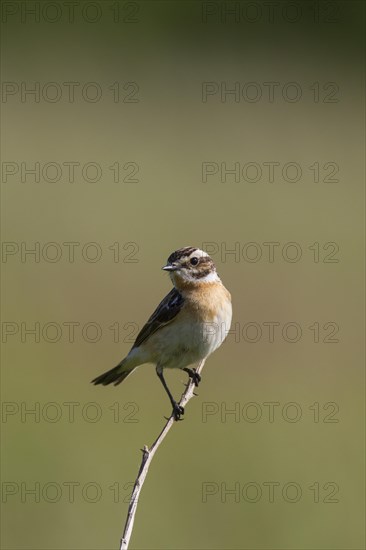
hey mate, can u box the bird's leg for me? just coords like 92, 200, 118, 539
156, 367, 184, 421
183, 367, 201, 387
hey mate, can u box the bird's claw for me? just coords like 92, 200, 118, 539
184, 367, 201, 387
172, 402, 185, 421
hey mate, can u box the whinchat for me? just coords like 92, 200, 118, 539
92, 247, 232, 420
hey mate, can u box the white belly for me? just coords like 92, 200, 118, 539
145, 300, 232, 370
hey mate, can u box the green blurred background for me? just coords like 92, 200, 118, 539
1, 1, 364, 549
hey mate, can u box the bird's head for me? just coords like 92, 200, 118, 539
162, 247, 219, 288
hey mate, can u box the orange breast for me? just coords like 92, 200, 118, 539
182, 283, 232, 322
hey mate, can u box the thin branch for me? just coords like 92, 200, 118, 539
119, 358, 206, 550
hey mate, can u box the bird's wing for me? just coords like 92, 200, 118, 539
132, 287, 184, 349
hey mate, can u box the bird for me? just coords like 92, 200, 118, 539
91, 246, 232, 420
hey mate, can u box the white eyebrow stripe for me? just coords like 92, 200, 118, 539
189, 248, 208, 258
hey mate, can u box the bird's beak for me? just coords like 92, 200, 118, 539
162, 263, 178, 271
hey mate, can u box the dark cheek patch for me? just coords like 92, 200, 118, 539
195, 267, 212, 279
192, 258, 215, 278
199, 257, 214, 268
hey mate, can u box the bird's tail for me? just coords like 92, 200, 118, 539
91, 358, 135, 387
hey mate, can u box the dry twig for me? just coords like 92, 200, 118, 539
120, 358, 206, 549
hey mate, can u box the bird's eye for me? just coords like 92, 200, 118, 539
190, 257, 199, 266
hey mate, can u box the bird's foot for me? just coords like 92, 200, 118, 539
184, 367, 201, 387
172, 401, 185, 421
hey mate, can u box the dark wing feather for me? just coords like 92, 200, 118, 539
132, 288, 184, 349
